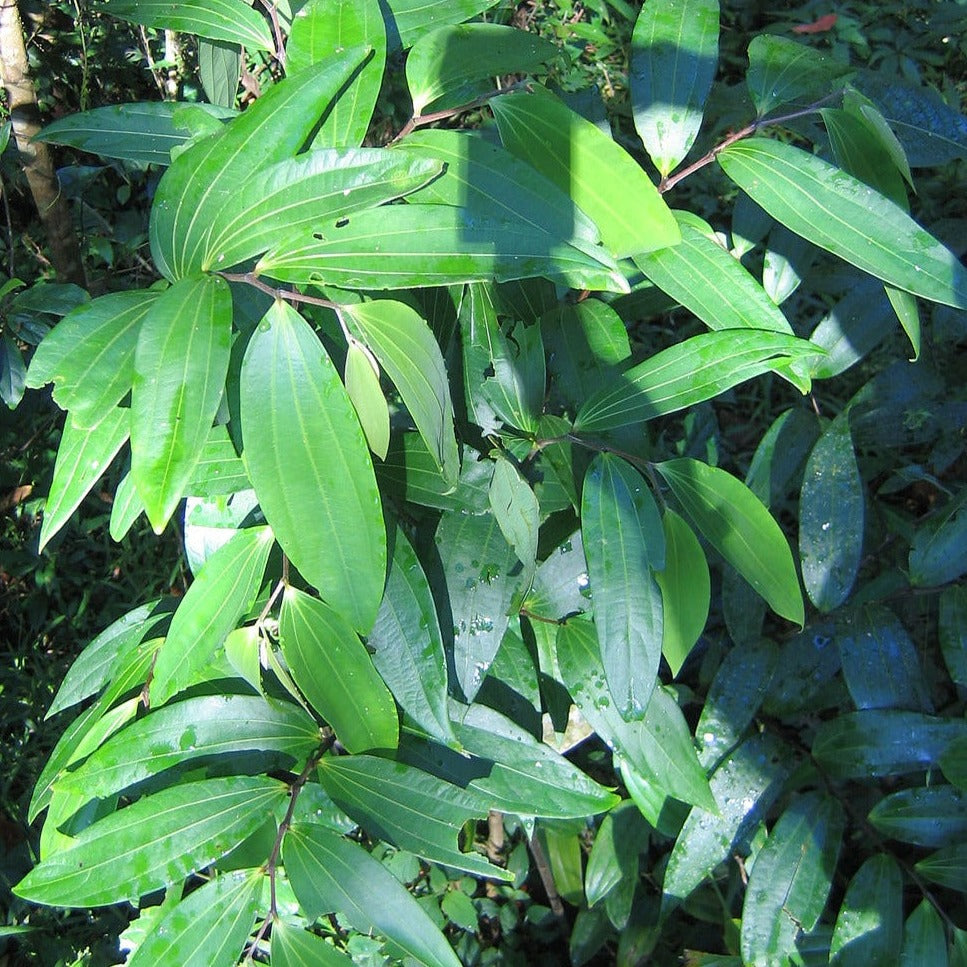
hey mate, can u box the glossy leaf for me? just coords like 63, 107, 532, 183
740, 793, 844, 967
369, 526, 456, 748
14, 776, 285, 907
657, 457, 804, 625
26, 290, 158, 427
127, 869, 262, 967
241, 301, 385, 631
523, 529, 590, 623
37, 102, 236, 165
574, 330, 821, 432
283, 823, 461, 967
629, 0, 719, 176
799, 415, 864, 611
581, 453, 663, 718
96, 0, 274, 49
318, 755, 506, 879
829, 855, 903, 966
407, 24, 557, 115
343, 299, 459, 483
869, 786, 967, 848
910, 490, 967, 587
717, 139, 967, 309
150, 527, 273, 704
57, 694, 317, 802
279, 587, 398, 753
489, 457, 540, 572
130, 274, 232, 532
271, 921, 354, 967
38, 406, 129, 552
656, 508, 710, 676
344, 341, 390, 460
150, 55, 366, 280
287, 0, 385, 147
492, 86, 680, 258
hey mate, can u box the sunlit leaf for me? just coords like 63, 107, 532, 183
489, 457, 540, 572
344, 341, 390, 460
829, 855, 903, 967
869, 785, 967, 848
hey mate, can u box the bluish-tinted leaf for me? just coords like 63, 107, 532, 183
829, 855, 903, 966
910, 489, 967, 587
900, 900, 948, 967
939, 585, 967, 688
745, 407, 820, 507
869, 786, 967, 848
915, 844, 967, 893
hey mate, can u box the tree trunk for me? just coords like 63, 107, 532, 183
0, 0, 86, 285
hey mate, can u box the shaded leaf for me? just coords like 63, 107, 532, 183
900, 900, 948, 967
489, 457, 540, 572
829, 855, 903, 966
910, 489, 967, 587
271, 921, 354, 967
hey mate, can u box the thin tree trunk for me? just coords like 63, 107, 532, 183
0, 0, 85, 285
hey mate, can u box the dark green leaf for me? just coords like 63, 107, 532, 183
489, 457, 540, 572
829, 855, 903, 966
197, 38, 240, 108
900, 900, 948, 967
271, 921, 354, 967
915, 844, 967, 893
869, 786, 967, 848
910, 490, 967, 587
585, 802, 649, 907
939, 586, 967, 688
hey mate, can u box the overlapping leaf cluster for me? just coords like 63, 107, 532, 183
16, 0, 967, 963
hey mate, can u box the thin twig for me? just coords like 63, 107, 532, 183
256, 0, 286, 70
218, 271, 340, 311
528, 831, 565, 918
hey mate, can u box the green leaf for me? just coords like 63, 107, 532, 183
585, 802, 649, 907
241, 301, 385, 632
829, 855, 903, 966
489, 457, 540, 571
318, 755, 506, 879
14, 776, 286, 907
197, 38, 240, 109
813, 710, 964, 779
287, 0, 385, 147
746, 35, 853, 117
629, 0, 719, 176
187, 425, 250, 498
523, 529, 590, 623
150, 527, 273, 704
26, 291, 158, 427
0, 335, 25, 408
916, 843, 967, 893
870, 786, 967, 848
369, 526, 457, 749
258, 204, 626, 293
37, 102, 236, 166
130, 274, 232, 532
283, 823, 461, 967
900, 900, 948, 967
150, 55, 367, 280
656, 508, 710, 676
97, 0, 274, 49
344, 341, 390, 460
939, 586, 967, 688
491, 86, 680, 258
436, 508, 523, 703
271, 921, 354, 967
656, 458, 804, 625
717, 138, 967, 309
279, 587, 398, 753
799, 415, 864, 612
343, 299, 459, 484
378, 436, 488, 513
407, 24, 557, 115
746, 407, 819, 508
581, 454, 663, 718
838, 605, 932, 712
740, 793, 844, 967
39, 407, 129, 552
557, 619, 714, 813
127, 869, 262, 967
910, 489, 967, 587
574, 330, 821, 432
58, 694, 317, 802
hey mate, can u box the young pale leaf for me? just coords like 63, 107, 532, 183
656, 509, 710, 677
37, 102, 236, 166
900, 900, 948, 966
717, 139, 967, 309
910, 490, 967, 587
150, 55, 366, 280
407, 24, 557, 115
197, 38, 240, 109
746, 35, 853, 117
96, 0, 274, 50
131, 274, 232, 532
343, 299, 459, 484
489, 458, 540, 572
740, 793, 844, 966
287, 0, 385, 147
799, 415, 864, 612
436, 508, 522, 703
279, 587, 398, 753
368, 526, 457, 749
629, 0, 719, 176
829, 855, 903, 967
126, 869, 263, 967
574, 329, 821, 432
344, 341, 390, 460
318, 755, 507, 879
38, 407, 129, 551
57, 694, 317, 802
283, 823, 461, 967
838, 605, 932, 712
258, 204, 626, 293
241, 301, 385, 632
492, 86, 680, 258
271, 921, 354, 967
581, 454, 663, 719
14, 776, 285, 907
657, 458, 804, 625
150, 527, 273, 704
869, 786, 967, 848
26, 290, 158, 426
